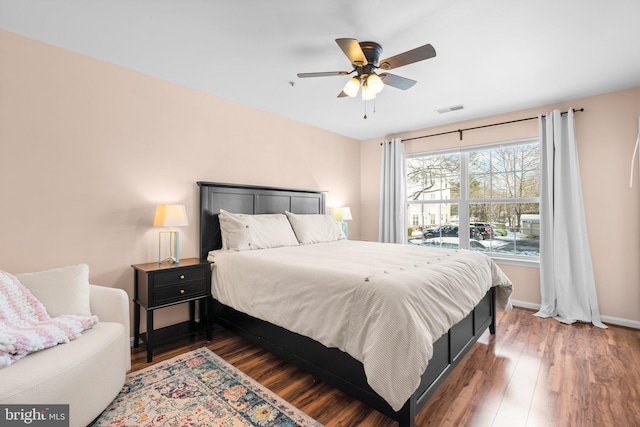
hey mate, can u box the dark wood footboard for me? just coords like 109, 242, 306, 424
211, 287, 496, 427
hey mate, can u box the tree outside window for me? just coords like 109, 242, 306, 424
406, 139, 540, 258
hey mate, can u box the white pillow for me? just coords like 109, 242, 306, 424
219, 210, 299, 251
16, 264, 92, 317
285, 211, 346, 244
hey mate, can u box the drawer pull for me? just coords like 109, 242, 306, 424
180, 289, 185, 294
180, 275, 185, 279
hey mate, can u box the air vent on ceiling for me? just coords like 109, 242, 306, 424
435, 104, 464, 114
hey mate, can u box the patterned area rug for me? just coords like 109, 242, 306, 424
93, 347, 323, 426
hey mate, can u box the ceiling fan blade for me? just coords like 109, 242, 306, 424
297, 71, 350, 78
337, 91, 349, 98
379, 73, 417, 90
379, 43, 436, 70
335, 38, 368, 66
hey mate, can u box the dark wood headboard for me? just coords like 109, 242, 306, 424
197, 182, 326, 259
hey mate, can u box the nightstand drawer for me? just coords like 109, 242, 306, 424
154, 280, 207, 306
154, 266, 206, 287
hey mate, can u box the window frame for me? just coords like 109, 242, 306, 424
406, 137, 540, 267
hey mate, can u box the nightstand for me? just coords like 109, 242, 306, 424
132, 258, 212, 362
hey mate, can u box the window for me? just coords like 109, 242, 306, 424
406, 138, 540, 261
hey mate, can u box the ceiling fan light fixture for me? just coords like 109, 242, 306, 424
361, 82, 376, 101
366, 73, 384, 94
343, 76, 360, 97
298, 37, 436, 111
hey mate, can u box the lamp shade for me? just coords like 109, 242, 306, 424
361, 81, 376, 100
341, 207, 353, 221
332, 206, 352, 222
343, 76, 361, 97
366, 73, 384, 94
153, 204, 188, 227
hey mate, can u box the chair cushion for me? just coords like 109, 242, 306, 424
0, 322, 127, 426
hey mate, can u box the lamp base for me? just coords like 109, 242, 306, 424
340, 221, 349, 239
158, 230, 180, 264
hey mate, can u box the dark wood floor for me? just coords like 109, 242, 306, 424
131, 308, 640, 427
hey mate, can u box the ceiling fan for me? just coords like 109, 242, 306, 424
297, 38, 436, 101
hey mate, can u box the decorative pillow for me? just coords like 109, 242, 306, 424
16, 264, 92, 317
285, 211, 346, 244
219, 210, 299, 251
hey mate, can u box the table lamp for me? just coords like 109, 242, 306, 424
332, 206, 352, 238
153, 204, 188, 264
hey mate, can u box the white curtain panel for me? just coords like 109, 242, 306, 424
630, 116, 640, 187
535, 109, 606, 328
378, 138, 407, 244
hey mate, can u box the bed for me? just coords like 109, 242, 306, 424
198, 181, 512, 427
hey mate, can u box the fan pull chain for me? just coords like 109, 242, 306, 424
363, 98, 376, 119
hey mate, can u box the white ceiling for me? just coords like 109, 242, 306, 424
1, 0, 639, 141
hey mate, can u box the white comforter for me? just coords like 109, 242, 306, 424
209, 240, 513, 411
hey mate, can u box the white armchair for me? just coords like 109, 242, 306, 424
0, 269, 130, 427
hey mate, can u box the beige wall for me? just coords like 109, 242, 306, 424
2, 29, 639, 328
0, 30, 361, 330
361, 87, 640, 323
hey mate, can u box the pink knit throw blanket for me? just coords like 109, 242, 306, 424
0, 270, 98, 368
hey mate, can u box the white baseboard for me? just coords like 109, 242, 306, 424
510, 300, 541, 311
599, 315, 640, 329
510, 299, 640, 329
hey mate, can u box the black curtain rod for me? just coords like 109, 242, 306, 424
395, 108, 584, 142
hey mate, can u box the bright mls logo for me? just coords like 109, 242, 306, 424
1, 405, 69, 426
